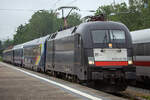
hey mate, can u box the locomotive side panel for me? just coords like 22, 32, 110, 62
46, 40, 54, 71
74, 34, 88, 80
53, 36, 75, 74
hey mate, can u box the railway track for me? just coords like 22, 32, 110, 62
127, 86, 150, 94
120, 86, 150, 100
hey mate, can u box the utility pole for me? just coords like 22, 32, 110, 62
57, 6, 80, 28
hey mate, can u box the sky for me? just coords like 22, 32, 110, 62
0, 0, 128, 41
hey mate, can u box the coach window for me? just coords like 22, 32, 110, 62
133, 44, 137, 56
136, 43, 144, 56
144, 43, 150, 55
37, 46, 41, 55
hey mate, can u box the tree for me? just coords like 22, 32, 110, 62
67, 12, 82, 27
95, 1, 150, 31
3, 39, 14, 49
13, 10, 82, 45
13, 10, 59, 45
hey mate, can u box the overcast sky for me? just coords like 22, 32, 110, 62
0, 0, 128, 41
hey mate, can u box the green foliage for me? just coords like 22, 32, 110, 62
3, 39, 14, 49
95, 5, 114, 16
0, 40, 2, 56
67, 12, 82, 27
95, 0, 150, 31
141, 96, 150, 100
0, 56, 2, 61
0, 39, 14, 55
13, 10, 82, 45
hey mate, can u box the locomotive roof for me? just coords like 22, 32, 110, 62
54, 27, 75, 39
48, 21, 129, 41
23, 35, 50, 47
130, 28, 150, 44
77, 21, 129, 32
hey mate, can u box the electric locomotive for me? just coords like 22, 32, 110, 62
46, 18, 136, 91
2, 16, 136, 92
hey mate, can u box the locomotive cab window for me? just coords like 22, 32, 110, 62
91, 30, 109, 43
110, 30, 126, 43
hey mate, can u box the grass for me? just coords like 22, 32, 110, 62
0, 56, 2, 61
141, 96, 150, 100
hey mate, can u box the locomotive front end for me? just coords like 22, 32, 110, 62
77, 21, 136, 92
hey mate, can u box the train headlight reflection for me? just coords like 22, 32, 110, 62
88, 57, 95, 65
88, 60, 94, 65
128, 60, 133, 65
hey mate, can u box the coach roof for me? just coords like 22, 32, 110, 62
23, 35, 50, 47
131, 28, 150, 44
13, 43, 24, 50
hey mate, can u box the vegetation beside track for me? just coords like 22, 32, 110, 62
0, 56, 2, 61
122, 86, 150, 100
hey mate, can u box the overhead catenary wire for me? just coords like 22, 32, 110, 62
0, 8, 96, 13
0, 8, 39, 12
0, 0, 72, 12
52, 0, 63, 9
66, 0, 77, 6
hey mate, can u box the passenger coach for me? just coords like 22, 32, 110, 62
13, 44, 24, 66
131, 28, 150, 82
3, 47, 14, 64
23, 35, 50, 71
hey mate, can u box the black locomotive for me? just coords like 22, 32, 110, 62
3, 18, 136, 92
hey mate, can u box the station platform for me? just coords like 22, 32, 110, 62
0, 62, 126, 100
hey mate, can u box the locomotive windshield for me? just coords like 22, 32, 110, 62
92, 30, 109, 43
91, 30, 126, 44
110, 30, 126, 43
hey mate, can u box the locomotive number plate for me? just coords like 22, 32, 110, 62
93, 48, 128, 61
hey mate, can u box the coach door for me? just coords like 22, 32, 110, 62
74, 34, 83, 76
75, 34, 82, 64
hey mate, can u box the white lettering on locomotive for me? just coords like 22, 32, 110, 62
93, 48, 128, 61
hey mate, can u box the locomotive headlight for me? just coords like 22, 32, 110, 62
88, 57, 95, 65
128, 60, 133, 65
108, 43, 112, 48
89, 60, 94, 65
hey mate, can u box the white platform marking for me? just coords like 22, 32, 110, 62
1, 62, 103, 100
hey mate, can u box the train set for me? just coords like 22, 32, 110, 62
2, 18, 137, 92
